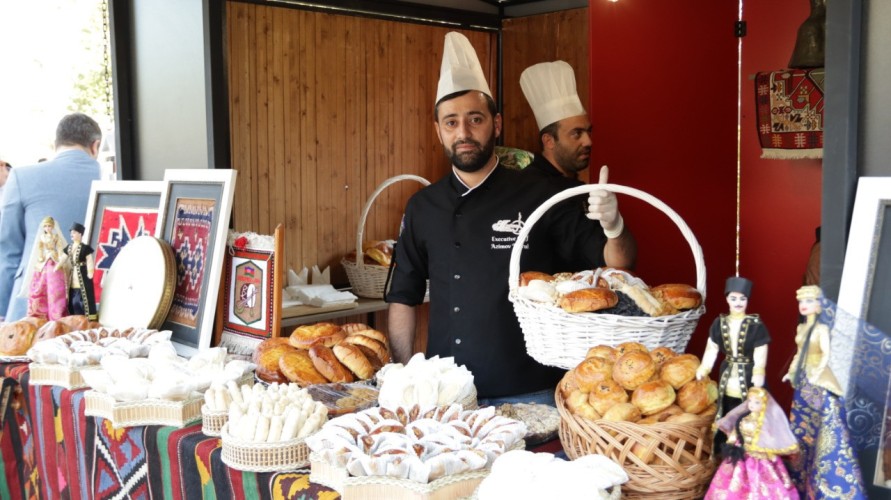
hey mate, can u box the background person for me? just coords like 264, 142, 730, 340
0, 113, 102, 322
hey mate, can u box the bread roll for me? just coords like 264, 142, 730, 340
519, 271, 555, 287
602, 402, 641, 423
365, 240, 393, 267
348, 328, 388, 346
631, 380, 677, 416
558, 287, 618, 313
253, 337, 296, 383
573, 356, 613, 392
34, 320, 71, 343
652, 404, 684, 422
333, 343, 375, 380
0, 320, 37, 356
660, 354, 700, 389
698, 404, 718, 420
677, 379, 718, 414
289, 322, 347, 349
279, 349, 328, 386
559, 370, 580, 399
612, 351, 657, 391
587, 379, 629, 415
58, 315, 90, 332
631, 439, 659, 465
565, 389, 600, 421
308, 344, 354, 383
651, 284, 703, 311
341, 323, 371, 334
353, 344, 384, 372
21, 316, 48, 330
615, 342, 649, 357
585, 345, 617, 363
665, 412, 703, 424
649, 346, 677, 367
619, 283, 673, 317
342, 335, 390, 365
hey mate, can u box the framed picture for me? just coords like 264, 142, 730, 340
155, 169, 237, 357
83, 180, 165, 308
837, 177, 891, 493
214, 225, 284, 356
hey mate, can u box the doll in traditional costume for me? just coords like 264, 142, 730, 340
20, 216, 70, 320
783, 285, 866, 499
64, 222, 97, 320
696, 277, 770, 421
705, 387, 799, 499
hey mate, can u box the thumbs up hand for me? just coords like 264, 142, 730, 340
587, 165, 623, 238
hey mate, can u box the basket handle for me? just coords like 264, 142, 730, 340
356, 174, 431, 271
507, 183, 706, 300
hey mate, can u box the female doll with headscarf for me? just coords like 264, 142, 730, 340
20, 216, 70, 320
705, 387, 799, 499
782, 285, 866, 499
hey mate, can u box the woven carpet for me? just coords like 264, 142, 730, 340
755, 68, 824, 159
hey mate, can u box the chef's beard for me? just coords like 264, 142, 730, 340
446, 134, 496, 173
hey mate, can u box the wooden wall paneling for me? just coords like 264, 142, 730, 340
500, 8, 589, 157
271, 11, 286, 237
298, 11, 318, 273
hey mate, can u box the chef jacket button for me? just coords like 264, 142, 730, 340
454, 242, 461, 248
453, 306, 460, 313
455, 338, 462, 345
454, 274, 461, 280
456, 211, 462, 217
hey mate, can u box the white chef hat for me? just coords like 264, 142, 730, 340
435, 32, 492, 104
520, 60, 586, 131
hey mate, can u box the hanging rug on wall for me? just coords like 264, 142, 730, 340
755, 68, 824, 160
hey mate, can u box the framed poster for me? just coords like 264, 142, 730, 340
155, 169, 237, 357
83, 180, 164, 307
214, 225, 283, 356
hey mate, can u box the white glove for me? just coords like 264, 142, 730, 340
751, 374, 765, 387
587, 165, 623, 238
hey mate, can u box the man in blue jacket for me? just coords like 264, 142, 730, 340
0, 113, 102, 321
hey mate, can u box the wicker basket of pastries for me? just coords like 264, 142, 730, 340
556, 343, 717, 500
507, 183, 706, 370
341, 174, 430, 298
0, 315, 101, 360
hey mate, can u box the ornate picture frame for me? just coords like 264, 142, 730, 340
83, 180, 164, 308
155, 169, 237, 357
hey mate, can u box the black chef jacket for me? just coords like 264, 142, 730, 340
386, 163, 608, 398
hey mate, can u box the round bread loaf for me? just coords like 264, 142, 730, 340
612, 351, 657, 391
631, 380, 677, 416
34, 320, 71, 344
558, 287, 618, 313
58, 315, 90, 332
660, 353, 700, 389
585, 345, 617, 363
650, 284, 703, 311
574, 356, 613, 392
279, 349, 328, 386
342, 334, 390, 365
519, 271, 555, 287
253, 337, 296, 383
602, 402, 641, 423
308, 344, 354, 383
677, 379, 718, 414
615, 341, 649, 357
0, 320, 37, 356
333, 343, 375, 380
649, 346, 678, 366
289, 322, 346, 349
348, 328, 388, 346
587, 379, 629, 415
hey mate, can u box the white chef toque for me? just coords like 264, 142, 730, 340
520, 60, 586, 131
435, 32, 492, 104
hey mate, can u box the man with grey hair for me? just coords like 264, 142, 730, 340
0, 113, 102, 321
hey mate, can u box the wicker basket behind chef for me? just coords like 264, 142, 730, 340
342, 174, 430, 299
507, 183, 707, 370
555, 388, 715, 500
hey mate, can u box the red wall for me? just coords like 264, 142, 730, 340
588, 0, 822, 410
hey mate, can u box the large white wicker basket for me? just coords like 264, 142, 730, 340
508, 183, 707, 370
342, 174, 430, 299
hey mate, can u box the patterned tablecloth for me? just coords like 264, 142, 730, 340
0, 362, 339, 500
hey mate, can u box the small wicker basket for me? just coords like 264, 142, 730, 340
84, 390, 204, 429
555, 388, 715, 500
29, 363, 101, 390
508, 183, 707, 370
201, 405, 229, 437
220, 423, 310, 473
342, 174, 430, 299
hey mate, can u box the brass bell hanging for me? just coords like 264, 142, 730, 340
789, 0, 826, 68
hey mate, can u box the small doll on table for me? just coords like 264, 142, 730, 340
696, 277, 770, 421
20, 216, 70, 320
705, 387, 799, 499
783, 285, 866, 499
64, 222, 97, 320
